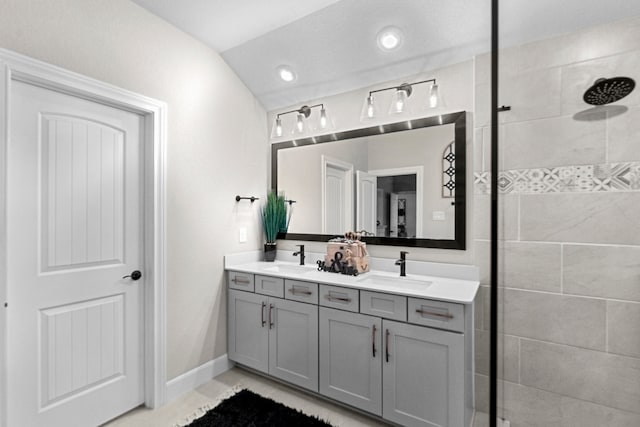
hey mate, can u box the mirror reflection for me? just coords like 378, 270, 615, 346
273, 111, 466, 249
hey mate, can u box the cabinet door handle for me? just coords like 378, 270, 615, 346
231, 277, 250, 285
372, 324, 377, 358
288, 288, 313, 296
261, 302, 266, 327
385, 329, 390, 363
268, 304, 274, 329
415, 308, 454, 319
325, 294, 351, 303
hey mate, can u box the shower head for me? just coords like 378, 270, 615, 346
583, 77, 635, 105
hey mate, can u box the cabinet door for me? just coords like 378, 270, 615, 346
228, 289, 268, 373
319, 307, 382, 415
268, 298, 319, 392
382, 320, 464, 427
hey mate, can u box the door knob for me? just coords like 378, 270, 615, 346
123, 270, 142, 281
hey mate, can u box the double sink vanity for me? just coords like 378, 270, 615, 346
225, 250, 479, 427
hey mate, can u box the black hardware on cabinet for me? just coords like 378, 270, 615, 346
372, 324, 377, 358
261, 302, 266, 327
385, 329, 390, 363
268, 304, 274, 329
284, 199, 296, 205
122, 270, 142, 280
288, 287, 312, 296
497, 105, 511, 112
325, 294, 351, 303
231, 276, 250, 285
235, 195, 259, 203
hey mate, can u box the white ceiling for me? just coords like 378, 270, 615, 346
132, 0, 640, 111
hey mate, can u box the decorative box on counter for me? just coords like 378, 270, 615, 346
317, 233, 369, 276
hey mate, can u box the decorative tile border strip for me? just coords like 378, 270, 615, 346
474, 162, 640, 195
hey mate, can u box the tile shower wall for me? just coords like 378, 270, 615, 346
473, 16, 640, 427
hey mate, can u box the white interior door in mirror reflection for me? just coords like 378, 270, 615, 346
356, 170, 377, 236
278, 124, 455, 239
321, 155, 354, 234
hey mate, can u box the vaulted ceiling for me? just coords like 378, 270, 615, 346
132, 0, 640, 110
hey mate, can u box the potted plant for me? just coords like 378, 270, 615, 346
261, 191, 288, 262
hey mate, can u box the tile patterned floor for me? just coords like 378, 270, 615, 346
103, 367, 391, 427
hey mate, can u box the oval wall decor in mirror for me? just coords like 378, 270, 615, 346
272, 111, 466, 249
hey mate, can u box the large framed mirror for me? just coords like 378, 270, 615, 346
272, 111, 466, 249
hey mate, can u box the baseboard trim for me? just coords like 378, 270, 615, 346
165, 354, 234, 403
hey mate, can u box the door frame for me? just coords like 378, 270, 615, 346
0, 49, 168, 425
368, 166, 424, 237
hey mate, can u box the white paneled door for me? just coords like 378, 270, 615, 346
7, 81, 144, 426
322, 156, 353, 235
356, 170, 377, 236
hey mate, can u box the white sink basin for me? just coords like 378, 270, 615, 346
357, 274, 432, 291
262, 264, 315, 274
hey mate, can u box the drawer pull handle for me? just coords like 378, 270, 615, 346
261, 302, 266, 327
372, 324, 377, 358
325, 295, 352, 303
288, 288, 313, 296
415, 308, 454, 319
268, 304, 274, 329
231, 277, 250, 285
385, 329, 390, 363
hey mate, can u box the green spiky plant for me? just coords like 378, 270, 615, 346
262, 191, 288, 243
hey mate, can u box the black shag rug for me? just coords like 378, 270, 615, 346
185, 389, 335, 427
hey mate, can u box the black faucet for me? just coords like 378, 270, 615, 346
293, 244, 305, 266
395, 251, 409, 277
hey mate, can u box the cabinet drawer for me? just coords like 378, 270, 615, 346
255, 275, 284, 298
285, 280, 318, 304
407, 298, 464, 332
319, 284, 359, 312
227, 271, 254, 292
360, 291, 407, 321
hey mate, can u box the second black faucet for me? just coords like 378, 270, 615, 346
293, 244, 305, 265
395, 251, 409, 276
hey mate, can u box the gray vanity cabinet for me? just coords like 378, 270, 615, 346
319, 307, 382, 415
268, 298, 318, 391
383, 320, 464, 427
228, 270, 474, 427
227, 288, 318, 392
227, 289, 269, 372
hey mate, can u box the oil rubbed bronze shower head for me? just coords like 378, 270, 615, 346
583, 77, 635, 105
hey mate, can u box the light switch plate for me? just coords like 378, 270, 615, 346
239, 227, 247, 243
432, 211, 446, 221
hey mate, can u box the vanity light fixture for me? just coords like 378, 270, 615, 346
360, 78, 440, 121
270, 104, 331, 139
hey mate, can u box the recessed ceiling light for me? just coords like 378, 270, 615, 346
276, 65, 296, 82
377, 26, 404, 52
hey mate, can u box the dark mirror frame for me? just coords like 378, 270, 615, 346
271, 111, 466, 250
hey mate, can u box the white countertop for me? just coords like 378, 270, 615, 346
225, 253, 480, 304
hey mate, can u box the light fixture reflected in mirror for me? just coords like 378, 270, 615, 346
361, 78, 440, 121
270, 104, 330, 139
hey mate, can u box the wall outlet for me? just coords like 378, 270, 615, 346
238, 227, 247, 243
432, 211, 446, 221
